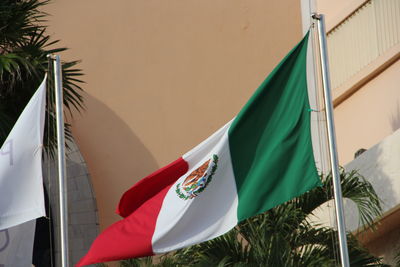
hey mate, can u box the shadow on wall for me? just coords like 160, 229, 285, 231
41, 139, 102, 266
38, 92, 161, 266
69, 93, 160, 229
390, 101, 400, 132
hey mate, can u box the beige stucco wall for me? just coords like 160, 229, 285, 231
334, 59, 400, 164
43, 0, 304, 230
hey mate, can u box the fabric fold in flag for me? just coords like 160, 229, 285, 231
0, 76, 47, 230
77, 32, 322, 266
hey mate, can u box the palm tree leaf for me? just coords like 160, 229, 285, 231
0, 0, 84, 156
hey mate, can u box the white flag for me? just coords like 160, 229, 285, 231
0, 76, 46, 230
0, 220, 36, 267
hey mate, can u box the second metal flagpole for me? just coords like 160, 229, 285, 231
312, 14, 350, 267
50, 54, 69, 267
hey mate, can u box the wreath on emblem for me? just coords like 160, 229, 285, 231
176, 154, 219, 200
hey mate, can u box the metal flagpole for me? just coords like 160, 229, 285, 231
49, 54, 69, 267
311, 13, 350, 267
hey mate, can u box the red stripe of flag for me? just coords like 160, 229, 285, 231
76, 158, 189, 266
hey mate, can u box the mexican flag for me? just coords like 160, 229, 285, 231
77, 32, 321, 266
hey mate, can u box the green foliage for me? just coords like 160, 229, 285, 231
119, 256, 178, 267
0, 0, 84, 154
394, 250, 400, 267
294, 167, 382, 230
121, 169, 388, 266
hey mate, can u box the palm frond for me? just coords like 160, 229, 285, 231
293, 168, 382, 230
339, 169, 382, 230
0, 1, 84, 155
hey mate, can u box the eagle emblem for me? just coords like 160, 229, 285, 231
176, 154, 218, 200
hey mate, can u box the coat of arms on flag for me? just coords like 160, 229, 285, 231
176, 154, 219, 200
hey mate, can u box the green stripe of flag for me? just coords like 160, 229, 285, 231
228, 32, 322, 221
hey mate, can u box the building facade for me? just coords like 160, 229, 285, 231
306, 0, 400, 264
